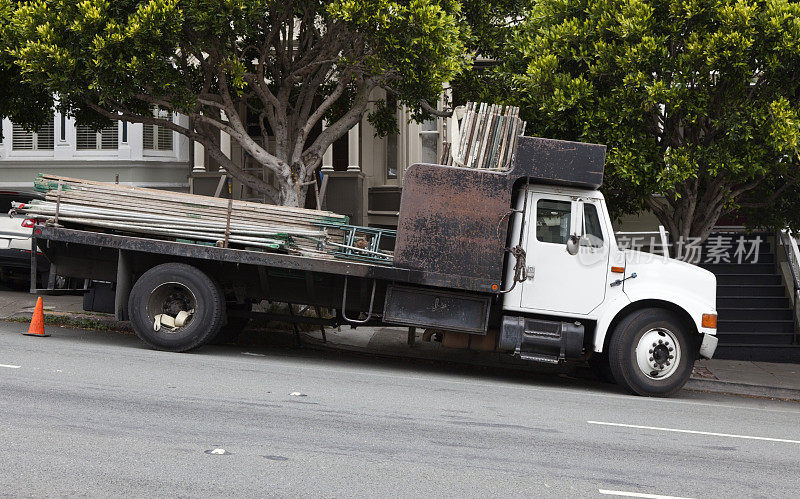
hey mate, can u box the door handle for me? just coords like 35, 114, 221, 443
526, 266, 535, 280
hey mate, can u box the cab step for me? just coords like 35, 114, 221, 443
516, 352, 560, 364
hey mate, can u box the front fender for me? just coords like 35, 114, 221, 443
592, 254, 717, 353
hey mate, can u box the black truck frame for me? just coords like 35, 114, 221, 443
28, 136, 606, 351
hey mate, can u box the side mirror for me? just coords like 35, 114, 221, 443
566, 198, 585, 256
566, 234, 580, 255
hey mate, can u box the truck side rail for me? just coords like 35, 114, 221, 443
32, 225, 497, 294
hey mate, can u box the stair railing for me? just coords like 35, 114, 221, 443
778, 229, 800, 344
614, 225, 670, 258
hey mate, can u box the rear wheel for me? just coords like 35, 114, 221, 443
608, 308, 693, 397
128, 263, 225, 352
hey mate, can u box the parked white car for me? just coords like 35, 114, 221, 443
0, 191, 48, 288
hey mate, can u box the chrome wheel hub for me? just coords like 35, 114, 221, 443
636, 328, 681, 380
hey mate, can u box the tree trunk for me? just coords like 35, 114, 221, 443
648, 192, 727, 261
280, 184, 301, 207
278, 179, 312, 208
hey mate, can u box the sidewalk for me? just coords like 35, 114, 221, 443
690, 358, 800, 400
2, 288, 799, 401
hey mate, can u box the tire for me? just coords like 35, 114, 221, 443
210, 302, 252, 345
608, 308, 693, 397
128, 263, 225, 352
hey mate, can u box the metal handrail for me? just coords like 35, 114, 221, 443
778, 230, 800, 345
779, 230, 800, 293
614, 225, 670, 258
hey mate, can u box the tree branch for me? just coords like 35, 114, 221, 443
301, 77, 378, 173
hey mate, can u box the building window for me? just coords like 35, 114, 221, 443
419, 118, 439, 164
12, 117, 54, 151
386, 131, 398, 179
332, 133, 349, 171
143, 110, 173, 151
76, 124, 119, 150
386, 96, 398, 179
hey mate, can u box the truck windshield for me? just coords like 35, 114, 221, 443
536, 199, 571, 244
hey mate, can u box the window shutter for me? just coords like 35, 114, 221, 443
144, 110, 173, 151
12, 124, 33, 150
143, 124, 154, 150
101, 125, 118, 149
76, 126, 97, 150
158, 111, 173, 151
157, 126, 173, 151
36, 119, 54, 150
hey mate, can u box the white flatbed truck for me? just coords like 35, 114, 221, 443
25, 136, 718, 397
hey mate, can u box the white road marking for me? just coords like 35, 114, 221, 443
0, 364, 21, 369
588, 420, 800, 444
599, 489, 695, 499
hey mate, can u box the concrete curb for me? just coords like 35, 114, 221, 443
685, 378, 800, 401
4, 311, 133, 333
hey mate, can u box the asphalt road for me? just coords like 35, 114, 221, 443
1, 321, 799, 498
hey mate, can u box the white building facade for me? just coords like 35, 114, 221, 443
0, 110, 192, 192
0, 92, 451, 230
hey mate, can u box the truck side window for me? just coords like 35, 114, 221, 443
536, 199, 571, 244
583, 203, 605, 247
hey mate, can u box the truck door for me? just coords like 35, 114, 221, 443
520, 193, 609, 315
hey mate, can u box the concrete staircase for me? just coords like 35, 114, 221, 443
700, 234, 800, 362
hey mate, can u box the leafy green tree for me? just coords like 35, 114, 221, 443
506, 0, 800, 241
449, 0, 532, 105
5, 0, 467, 206
0, 1, 52, 139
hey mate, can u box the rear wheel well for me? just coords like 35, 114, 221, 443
601, 300, 699, 355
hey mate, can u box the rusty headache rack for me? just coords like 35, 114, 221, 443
395, 135, 606, 292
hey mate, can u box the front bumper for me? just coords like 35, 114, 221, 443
699, 333, 718, 359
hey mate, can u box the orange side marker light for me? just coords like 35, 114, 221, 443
702, 314, 718, 329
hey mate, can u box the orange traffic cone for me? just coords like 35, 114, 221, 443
23, 296, 49, 337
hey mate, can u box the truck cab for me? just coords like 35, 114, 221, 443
498, 185, 718, 396
386, 136, 718, 396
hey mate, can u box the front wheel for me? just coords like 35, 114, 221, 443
608, 308, 693, 397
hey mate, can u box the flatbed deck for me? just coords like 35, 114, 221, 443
33, 226, 496, 293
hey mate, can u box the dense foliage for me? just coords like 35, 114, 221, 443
0, 1, 51, 137
3, 0, 468, 205
506, 0, 800, 239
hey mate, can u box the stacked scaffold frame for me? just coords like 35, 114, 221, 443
443, 102, 527, 171
14, 174, 352, 259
